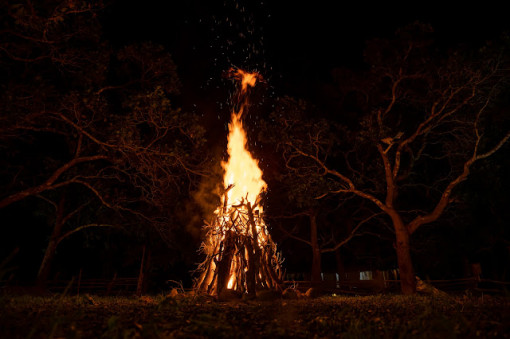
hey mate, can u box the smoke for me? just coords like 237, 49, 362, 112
182, 150, 225, 241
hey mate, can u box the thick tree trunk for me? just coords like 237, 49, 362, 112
391, 212, 416, 294
36, 195, 66, 287
395, 231, 415, 294
310, 210, 322, 284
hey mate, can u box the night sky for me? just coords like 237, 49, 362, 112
99, 0, 510, 156
1, 0, 510, 291
100, 1, 510, 280
104, 1, 509, 104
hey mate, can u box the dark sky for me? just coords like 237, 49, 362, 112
100, 0, 508, 138
105, 1, 509, 84
2, 0, 509, 284
102, 0, 510, 146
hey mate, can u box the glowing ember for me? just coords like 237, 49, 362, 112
194, 69, 283, 297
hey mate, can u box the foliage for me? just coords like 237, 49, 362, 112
0, 0, 207, 282
263, 23, 510, 293
259, 97, 391, 277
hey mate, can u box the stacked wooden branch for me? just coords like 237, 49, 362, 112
194, 189, 283, 298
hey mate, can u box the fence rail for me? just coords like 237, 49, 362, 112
283, 277, 509, 295
47, 277, 139, 296
0, 276, 138, 296
1, 277, 508, 296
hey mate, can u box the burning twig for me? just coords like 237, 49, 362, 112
194, 69, 283, 298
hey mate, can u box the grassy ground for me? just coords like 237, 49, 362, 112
0, 292, 508, 338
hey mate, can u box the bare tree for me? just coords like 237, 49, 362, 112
269, 24, 510, 294
0, 1, 207, 284
261, 98, 384, 284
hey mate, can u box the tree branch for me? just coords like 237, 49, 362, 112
277, 224, 311, 246
407, 129, 510, 234
0, 155, 107, 209
321, 212, 384, 253
56, 224, 118, 245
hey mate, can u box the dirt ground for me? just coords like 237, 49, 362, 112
0, 293, 509, 338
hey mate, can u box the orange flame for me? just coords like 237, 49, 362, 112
222, 69, 266, 207
196, 69, 282, 295
221, 69, 267, 290
228, 68, 260, 93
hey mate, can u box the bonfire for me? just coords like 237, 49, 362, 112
194, 69, 284, 298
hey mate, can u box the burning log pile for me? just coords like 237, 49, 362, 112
194, 69, 284, 298
194, 186, 283, 297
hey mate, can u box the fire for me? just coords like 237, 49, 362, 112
222, 72, 266, 209
194, 69, 283, 297
229, 68, 259, 92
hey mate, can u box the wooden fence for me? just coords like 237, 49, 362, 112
2, 277, 509, 296
46, 276, 138, 296
283, 277, 510, 295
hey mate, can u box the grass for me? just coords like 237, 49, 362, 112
0, 293, 508, 338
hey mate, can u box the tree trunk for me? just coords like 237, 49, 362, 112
136, 244, 146, 296
37, 238, 58, 287
310, 210, 322, 284
334, 248, 345, 280
391, 212, 416, 294
36, 195, 66, 287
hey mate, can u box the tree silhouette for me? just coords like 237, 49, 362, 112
0, 1, 207, 284
269, 24, 510, 294
261, 97, 385, 284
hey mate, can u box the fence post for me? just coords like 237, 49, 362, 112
106, 272, 117, 296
